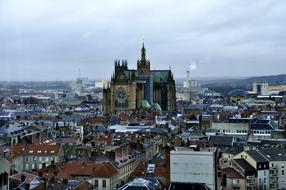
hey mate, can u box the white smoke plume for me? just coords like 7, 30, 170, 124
190, 62, 197, 71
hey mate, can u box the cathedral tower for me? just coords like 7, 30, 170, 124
103, 44, 176, 115
137, 43, 150, 75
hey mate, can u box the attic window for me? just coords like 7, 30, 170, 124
29, 150, 33, 153
51, 151, 55, 153
37, 150, 41, 153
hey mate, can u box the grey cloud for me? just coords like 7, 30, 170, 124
0, 0, 286, 81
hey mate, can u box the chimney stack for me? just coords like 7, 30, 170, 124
187, 70, 190, 81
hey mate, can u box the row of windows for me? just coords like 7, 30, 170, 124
120, 163, 135, 177
25, 160, 55, 170
217, 129, 248, 134
258, 178, 267, 183
94, 179, 107, 188
271, 170, 285, 175
258, 164, 267, 169
271, 163, 284, 168
25, 156, 57, 162
253, 131, 271, 134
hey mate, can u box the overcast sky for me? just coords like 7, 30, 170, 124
0, 0, 286, 81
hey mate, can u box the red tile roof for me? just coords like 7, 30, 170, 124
59, 162, 117, 178
80, 116, 108, 125
131, 163, 170, 186
11, 144, 60, 157
94, 135, 112, 145
74, 181, 92, 190
222, 167, 244, 179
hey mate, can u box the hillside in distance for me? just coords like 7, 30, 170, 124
173, 74, 286, 95
198, 74, 286, 88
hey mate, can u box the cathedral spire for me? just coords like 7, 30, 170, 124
141, 42, 146, 60
137, 43, 150, 75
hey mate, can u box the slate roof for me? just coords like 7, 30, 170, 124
151, 70, 172, 83
251, 124, 275, 130
222, 144, 244, 155
109, 115, 120, 125
259, 148, 286, 161
118, 177, 158, 190
61, 115, 88, 122
179, 127, 205, 139
141, 177, 164, 189
67, 179, 80, 189
0, 123, 25, 137
169, 182, 211, 190
185, 104, 208, 110
260, 139, 286, 146
209, 136, 234, 147
122, 69, 173, 84
0, 110, 13, 118
137, 128, 168, 134
246, 150, 268, 162
251, 119, 277, 130
233, 159, 256, 172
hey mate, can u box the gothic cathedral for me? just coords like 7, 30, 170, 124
103, 44, 176, 114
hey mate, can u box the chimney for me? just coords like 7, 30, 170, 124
244, 144, 250, 151
187, 70, 190, 81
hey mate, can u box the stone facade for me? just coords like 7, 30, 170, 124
11, 144, 63, 173
103, 44, 176, 114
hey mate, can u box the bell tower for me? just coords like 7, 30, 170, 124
137, 43, 150, 75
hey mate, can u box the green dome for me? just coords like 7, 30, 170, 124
153, 103, 162, 112
139, 100, 151, 109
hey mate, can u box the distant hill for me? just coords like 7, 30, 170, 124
187, 74, 286, 95
239, 74, 286, 86
199, 74, 286, 87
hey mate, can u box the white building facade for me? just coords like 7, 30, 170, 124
170, 147, 217, 190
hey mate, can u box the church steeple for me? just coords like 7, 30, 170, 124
137, 43, 150, 75
141, 43, 146, 60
